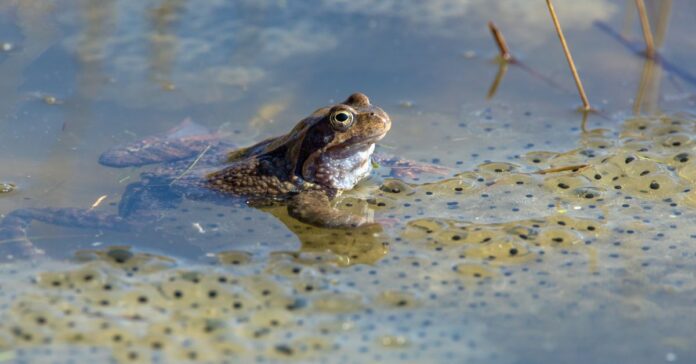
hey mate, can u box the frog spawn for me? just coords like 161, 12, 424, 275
0, 243, 506, 363
3, 115, 696, 363
401, 214, 601, 279
374, 116, 687, 235
1, 247, 416, 363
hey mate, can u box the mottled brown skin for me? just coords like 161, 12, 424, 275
207, 92, 391, 227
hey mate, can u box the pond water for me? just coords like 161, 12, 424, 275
1, 0, 695, 363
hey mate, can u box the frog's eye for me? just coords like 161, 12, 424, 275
329, 110, 354, 131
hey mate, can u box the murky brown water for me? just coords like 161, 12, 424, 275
1, 1, 696, 363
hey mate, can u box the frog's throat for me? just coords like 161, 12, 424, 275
302, 143, 375, 190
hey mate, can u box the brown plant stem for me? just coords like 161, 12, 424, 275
534, 164, 589, 175
635, 0, 656, 58
546, 0, 591, 111
488, 21, 512, 61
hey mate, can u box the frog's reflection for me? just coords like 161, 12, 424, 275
261, 203, 390, 266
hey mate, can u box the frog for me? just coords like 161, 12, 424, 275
0, 93, 450, 259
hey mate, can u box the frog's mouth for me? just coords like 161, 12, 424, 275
325, 133, 385, 159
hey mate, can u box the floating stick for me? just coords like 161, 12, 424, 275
635, 0, 655, 58
89, 195, 108, 210
534, 164, 589, 175
546, 0, 592, 111
488, 21, 512, 61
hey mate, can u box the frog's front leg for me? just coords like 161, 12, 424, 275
373, 152, 453, 179
287, 190, 373, 228
0, 208, 133, 258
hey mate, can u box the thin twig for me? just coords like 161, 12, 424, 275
533, 164, 589, 175
546, 0, 591, 111
488, 21, 512, 61
514, 61, 573, 93
635, 0, 655, 58
169, 144, 211, 186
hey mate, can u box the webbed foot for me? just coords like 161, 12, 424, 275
373, 153, 453, 179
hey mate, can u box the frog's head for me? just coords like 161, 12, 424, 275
291, 92, 391, 190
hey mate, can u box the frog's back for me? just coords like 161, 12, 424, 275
207, 145, 301, 198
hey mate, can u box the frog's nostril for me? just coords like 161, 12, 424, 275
370, 112, 375, 116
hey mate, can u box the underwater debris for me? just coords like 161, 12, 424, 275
0, 183, 14, 194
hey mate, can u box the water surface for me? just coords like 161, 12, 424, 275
1, 1, 695, 363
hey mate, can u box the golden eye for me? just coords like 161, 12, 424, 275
329, 110, 354, 130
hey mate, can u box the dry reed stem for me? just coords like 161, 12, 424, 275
488, 21, 512, 61
545, 0, 591, 111
635, 0, 655, 58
